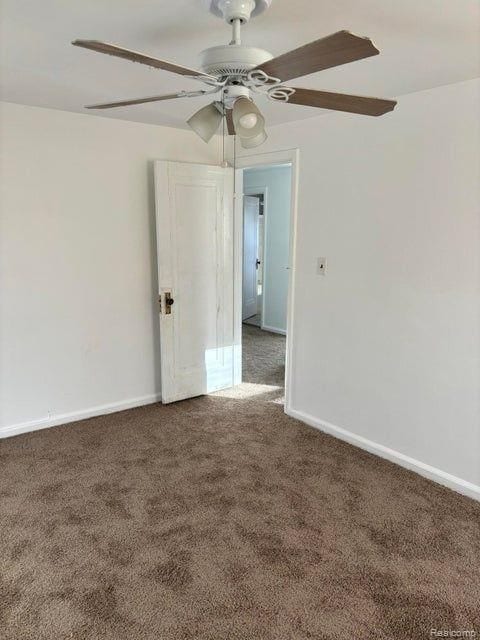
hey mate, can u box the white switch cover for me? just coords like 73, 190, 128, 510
317, 257, 327, 275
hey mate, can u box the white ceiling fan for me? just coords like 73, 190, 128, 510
72, 0, 397, 148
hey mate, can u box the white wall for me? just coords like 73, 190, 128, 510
0, 102, 219, 435
244, 165, 291, 333
242, 79, 480, 496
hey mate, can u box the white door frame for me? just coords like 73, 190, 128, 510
234, 149, 300, 413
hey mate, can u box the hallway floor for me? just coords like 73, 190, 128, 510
241, 324, 285, 387
1, 329, 479, 639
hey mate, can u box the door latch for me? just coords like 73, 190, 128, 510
164, 291, 174, 315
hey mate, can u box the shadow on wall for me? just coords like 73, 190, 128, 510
148, 160, 162, 397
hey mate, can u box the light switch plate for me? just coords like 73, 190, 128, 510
317, 257, 327, 275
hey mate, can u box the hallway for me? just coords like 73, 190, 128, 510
1, 333, 479, 639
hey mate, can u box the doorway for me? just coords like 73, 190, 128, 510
153, 151, 298, 409
237, 157, 297, 401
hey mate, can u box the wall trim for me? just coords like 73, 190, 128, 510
286, 407, 480, 502
262, 324, 287, 336
0, 393, 162, 440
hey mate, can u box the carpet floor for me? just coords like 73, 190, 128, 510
1, 326, 479, 639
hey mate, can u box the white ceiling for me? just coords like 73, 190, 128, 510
1, 0, 479, 129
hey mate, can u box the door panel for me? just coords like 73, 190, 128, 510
154, 161, 234, 403
257, 212, 265, 311
242, 196, 259, 320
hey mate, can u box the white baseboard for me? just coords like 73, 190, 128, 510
286, 407, 480, 502
0, 393, 162, 440
261, 324, 287, 336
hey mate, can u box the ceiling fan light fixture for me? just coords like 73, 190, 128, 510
232, 97, 265, 138
240, 128, 267, 148
187, 102, 223, 143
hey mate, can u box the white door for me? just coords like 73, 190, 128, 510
154, 161, 235, 403
242, 196, 259, 320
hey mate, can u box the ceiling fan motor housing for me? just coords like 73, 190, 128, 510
200, 44, 272, 77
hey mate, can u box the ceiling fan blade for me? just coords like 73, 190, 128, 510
225, 109, 235, 135
253, 30, 379, 82
85, 90, 211, 110
286, 88, 397, 116
72, 40, 216, 81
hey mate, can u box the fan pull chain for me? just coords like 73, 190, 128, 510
233, 131, 236, 194
221, 93, 228, 168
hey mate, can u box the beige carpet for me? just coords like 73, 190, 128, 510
1, 326, 479, 640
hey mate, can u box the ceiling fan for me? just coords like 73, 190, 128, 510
72, 0, 397, 148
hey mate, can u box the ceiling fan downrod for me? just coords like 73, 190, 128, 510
230, 18, 242, 45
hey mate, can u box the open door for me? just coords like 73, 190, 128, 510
242, 195, 259, 320
154, 161, 236, 403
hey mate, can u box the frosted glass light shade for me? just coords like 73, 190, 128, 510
240, 129, 267, 148
187, 103, 222, 142
238, 113, 258, 129
232, 97, 265, 138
